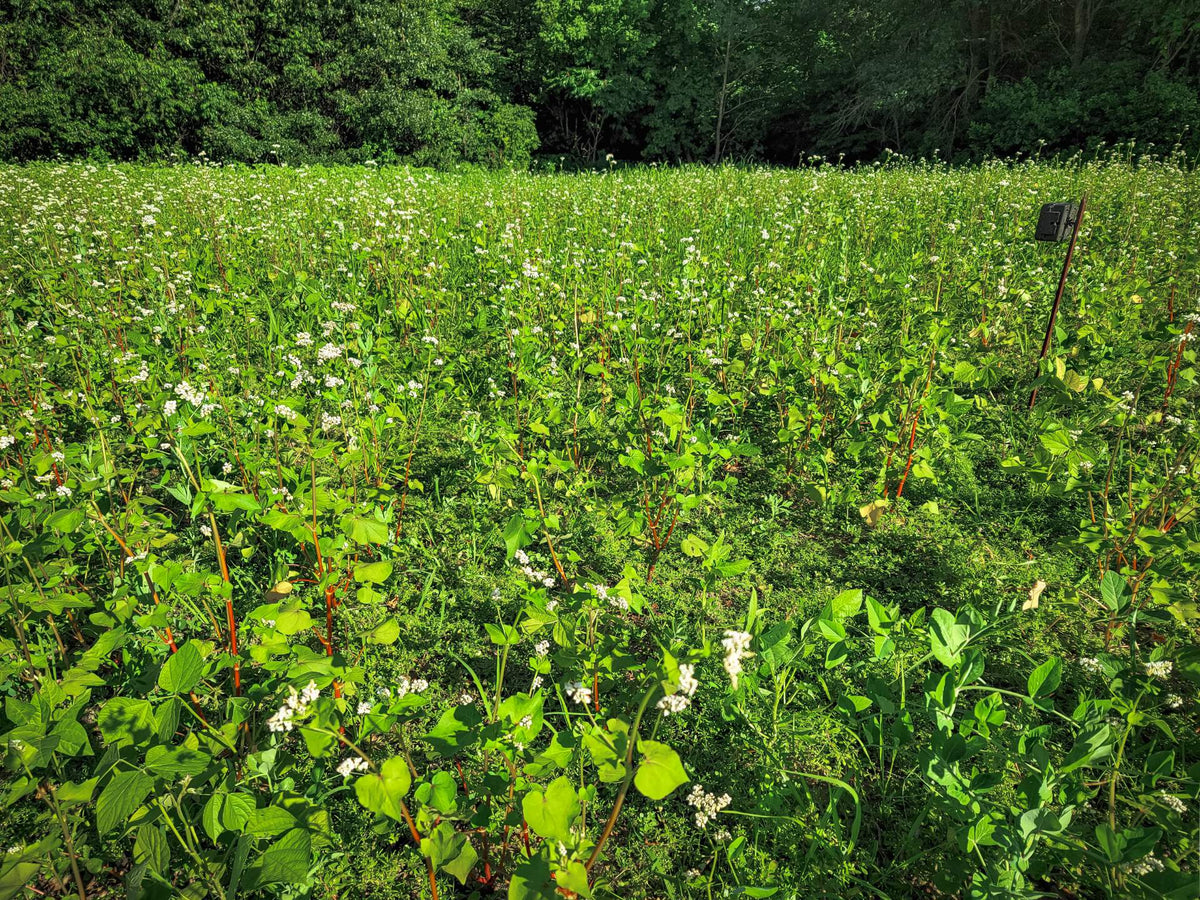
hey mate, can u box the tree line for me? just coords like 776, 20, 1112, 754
1, 0, 1197, 166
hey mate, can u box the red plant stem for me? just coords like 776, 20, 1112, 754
394, 379, 429, 538
894, 410, 922, 499
209, 513, 240, 696
1163, 321, 1194, 406
90, 505, 210, 725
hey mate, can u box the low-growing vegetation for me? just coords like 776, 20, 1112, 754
0, 157, 1197, 899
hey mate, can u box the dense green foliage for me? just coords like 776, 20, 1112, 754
1, 0, 1197, 165
0, 158, 1198, 898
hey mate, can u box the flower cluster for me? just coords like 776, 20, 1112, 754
1160, 792, 1187, 815
565, 679, 593, 706
1144, 660, 1173, 679
590, 582, 628, 611
377, 675, 429, 700
686, 784, 731, 828
657, 663, 699, 715
514, 549, 555, 588
1128, 855, 1165, 876
337, 756, 369, 777
266, 680, 320, 733
721, 630, 752, 689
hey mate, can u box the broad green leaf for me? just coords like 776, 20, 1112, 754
255, 828, 311, 885
424, 705, 482, 757
367, 619, 400, 645
158, 641, 204, 694
830, 589, 863, 620
96, 770, 153, 834
1027, 657, 1062, 701
929, 608, 970, 669
45, 508, 84, 533
98, 697, 155, 747
521, 776, 579, 842
633, 740, 687, 800
353, 561, 393, 584
211, 492, 260, 513
353, 757, 411, 822
345, 515, 389, 545
134, 824, 169, 874
1099, 571, 1130, 612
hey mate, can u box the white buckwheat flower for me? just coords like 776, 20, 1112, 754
1144, 660, 1173, 679
565, 680, 593, 706
1160, 793, 1187, 815
721, 631, 752, 689
657, 694, 691, 715
337, 756, 369, 778
686, 784, 731, 828
1129, 855, 1165, 876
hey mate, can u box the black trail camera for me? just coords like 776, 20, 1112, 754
1035, 201, 1080, 242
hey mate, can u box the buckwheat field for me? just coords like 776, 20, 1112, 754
0, 157, 1197, 899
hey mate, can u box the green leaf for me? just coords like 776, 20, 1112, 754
556, 861, 592, 897
367, 619, 400, 645
929, 608, 970, 669
830, 588, 863, 620
98, 698, 155, 747
502, 513, 531, 557
1039, 429, 1072, 456
353, 757, 411, 822
583, 719, 629, 782
134, 824, 170, 874
1060, 724, 1114, 773
1027, 657, 1062, 701
1099, 571, 1130, 612
274, 608, 313, 636
522, 776, 579, 842
345, 515, 389, 545
419, 771, 459, 815
146, 745, 212, 777
203, 792, 256, 840
256, 828, 311, 885
485, 623, 520, 645
509, 855, 554, 900
158, 641, 204, 694
633, 740, 687, 800
45, 508, 85, 533
96, 770, 153, 834
424, 705, 482, 757
353, 561, 393, 584
443, 839, 479, 885
211, 492, 260, 512
1095, 823, 1121, 863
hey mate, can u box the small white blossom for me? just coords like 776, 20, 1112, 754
1144, 660, 1173, 679
1160, 793, 1187, 815
337, 756, 369, 777
686, 784, 731, 828
565, 680, 593, 706
721, 630, 752, 689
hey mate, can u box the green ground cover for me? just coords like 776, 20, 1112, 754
0, 158, 1197, 899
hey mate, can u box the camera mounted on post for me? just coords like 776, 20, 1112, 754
1035, 201, 1080, 242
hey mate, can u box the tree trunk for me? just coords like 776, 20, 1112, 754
1072, 0, 1094, 69
713, 36, 732, 164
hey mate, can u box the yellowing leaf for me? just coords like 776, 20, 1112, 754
859, 499, 889, 527
1023, 580, 1047, 611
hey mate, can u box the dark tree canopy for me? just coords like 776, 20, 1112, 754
1, 0, 1197, 165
